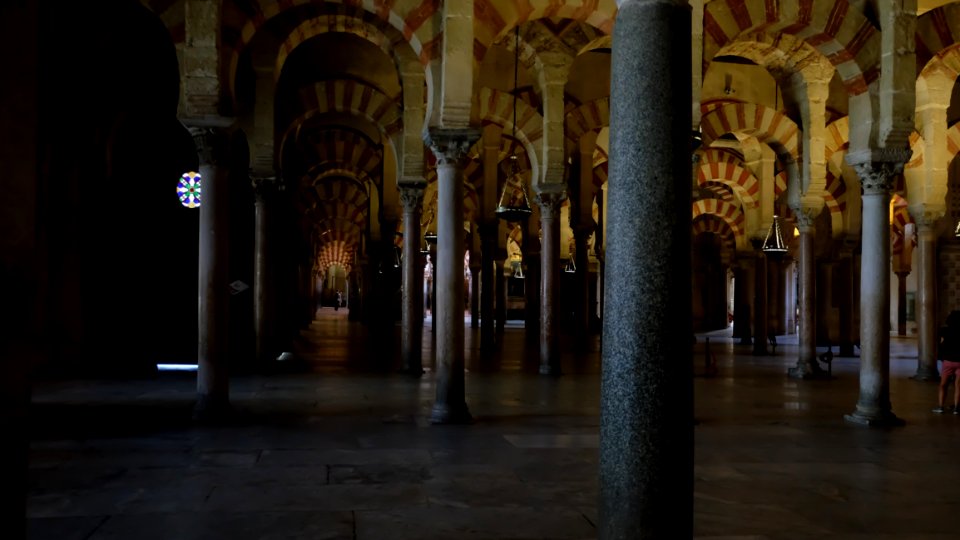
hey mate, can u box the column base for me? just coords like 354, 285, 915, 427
539, 364, 561, 376
787, 361, 831, 380
844, 409, 905, 428
430, 402, 473, 424
911, 365, 940, 381
193, 395, 233, 424
400, 366, 424, 377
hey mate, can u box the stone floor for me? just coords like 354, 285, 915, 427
26, 309, 960, 539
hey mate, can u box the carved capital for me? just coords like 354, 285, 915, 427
854, 160, 902, 195
424, 128, 480, 167
793, 209, 817, 232
189, 126, 232, 167
251, 175, 283, 203
534, 190, 566, 218
398, 185, 425, 213
909, 205, 945, 230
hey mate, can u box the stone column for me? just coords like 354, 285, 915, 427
573, 224, 593, 347
732, 262, 751, 343
896, 271, 909, 336
600, 0, 692, 536
424, 128, 478, 424
470, 261, 480, 328
837, 253, 856, 356
191, 124, 232, 420
752, 243, 768, 355
524, 218, 541, 346
399, 185, 426, 375
535, 189, 566, 375
768, 257, 784, 335
252, 175, 281, 365
479, 222, 496, 355
788, 212, 824, 378
496, 258, 507, 336
845, 159, 905, 426
817, 261, 835, 344
914, 220, 940, 379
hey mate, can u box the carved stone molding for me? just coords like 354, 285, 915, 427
398, 185, 425, 213
423, 128, 480, 167
534, 190, 566, 218
188, 126, 231, 167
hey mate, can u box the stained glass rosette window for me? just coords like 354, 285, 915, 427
177, 172, 201, 208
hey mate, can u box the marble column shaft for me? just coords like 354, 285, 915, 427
789, 217, 822, 378
425, 128, 477, 424
599, 0, 693, 536
399, 185, 426, 375
252, 176, 281, 365
846, 160, 903, 426
536, 191, 565, 375
915, 225, 939, 379
192, 125, 232, 418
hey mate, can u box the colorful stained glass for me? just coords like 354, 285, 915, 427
177, 172, 201, 208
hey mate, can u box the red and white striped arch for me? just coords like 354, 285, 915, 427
692, 199, 746, 250
703, 0, 880, 96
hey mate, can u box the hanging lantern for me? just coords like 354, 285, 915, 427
955, 220, 960, 238
177, 171, 201, 208
424, 231, 438, 245
761, 215, 788, 258
494, 26, 533, 223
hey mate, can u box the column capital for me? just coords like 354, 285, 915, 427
188, 124, 233, 167
792, 208, 818, 232
423, 127, 480, 167
398, 185, 426, 212
251, 175, 283, 202
534, 189, 566, 217
909, 205, 945, 230
854, 160, 903, 195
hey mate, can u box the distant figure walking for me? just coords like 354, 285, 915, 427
934, 310, 960, 414
335, 290, 343, 311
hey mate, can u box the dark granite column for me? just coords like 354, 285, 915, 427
600, 0, 692, 536
789, 211, 824, 378
190, 123, 233, 420
479, 222, 496, 355
252, 175, 281, 365
535, 189, 566, 375
424, 128, 478, 424
399, 185, 426, 375
752, 242, 768, 355
845, 157, 906, 427
914, 220, 939, 379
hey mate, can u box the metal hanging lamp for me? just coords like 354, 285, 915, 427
495, 25, 533, 223
761, 215, 788, 258
955, 219, 960, 238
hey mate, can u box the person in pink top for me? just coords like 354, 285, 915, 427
934, 310, 960, 414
